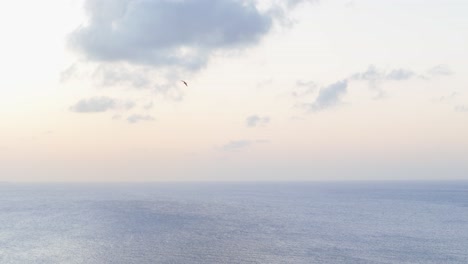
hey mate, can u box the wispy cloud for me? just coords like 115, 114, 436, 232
349, 65, 450, 99
70, 97, 116, 113
434, 92, 459, 103
70, 96, 135, 113
285, 0, 318, 8
455, 105, 468, 112
304, 80, 348, 111
352, 64, 453, 84
127, 114, 155, 124
351, 65, 415, 82
345, 0, 356, 8
246, 115, 270, 127
385, 68, 415, 80
91, 64, 151, 88
221, 140, 252, 151
112, 114, 122, 120
427, 64, 454, 76
220, 139, 269, 152
143, 102, 154, 110
292, 80, 317, 97
256, 78, 273, 89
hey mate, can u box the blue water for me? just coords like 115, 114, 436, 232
0, 182, 467, 263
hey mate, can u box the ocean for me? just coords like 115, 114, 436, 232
0, 181, 467, 263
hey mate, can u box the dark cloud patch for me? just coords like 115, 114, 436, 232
65, 0, 316, 104
305, 80, 348, 111
246, 115, 270, 127
68, 0, 274, 71
127, 114, 155, 124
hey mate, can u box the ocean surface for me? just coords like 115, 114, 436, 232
0, 181, 467, 263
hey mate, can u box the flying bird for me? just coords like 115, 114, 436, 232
181, 80, 188, 87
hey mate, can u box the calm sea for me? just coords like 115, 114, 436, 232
1, 181, 467, 263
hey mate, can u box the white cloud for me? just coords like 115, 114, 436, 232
91, 64, 151, 88
70, 96, 135, 113
427, 64, 454, 76
385, 68, 415, 80
292, 80, 317, 97
246, 115, 270, 127
305, 80, 348, 111
350, 65, 417, 98
68, 0, 274, 71
455, 105, 468, 112
351, 65, 415, 82
221, 140, 252, 151
143, 102, 154, 110
220, 139, 269, 151
70, 96, 116, 113
127, 114, 155, 124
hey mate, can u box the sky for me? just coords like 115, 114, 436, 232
1, 0, 467, 181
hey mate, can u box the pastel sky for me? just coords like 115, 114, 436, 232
1, 0, 467, 181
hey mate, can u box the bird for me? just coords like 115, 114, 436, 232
181, 80, 188, 87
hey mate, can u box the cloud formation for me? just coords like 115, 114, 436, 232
350, 65, 417, 98
305, 80, 348, 111
385, 68, 415, 80
292, 80, 317, 97
220, 139, 268, 151
455, 105, 468, 112
65, 0, 316, 103
286, 0, 318, 8
127, 114, 155, 124
351, 65, 415, 82
70, 96, 116, 113
68, 0, 274, 71
246, 115, 270, 127
434, 92, 459, 103
143, 102, 154, 110
91, 64, 151, 88
221, 140, 252, 151
70, 96, 135, 113
427, 64, 454, 76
